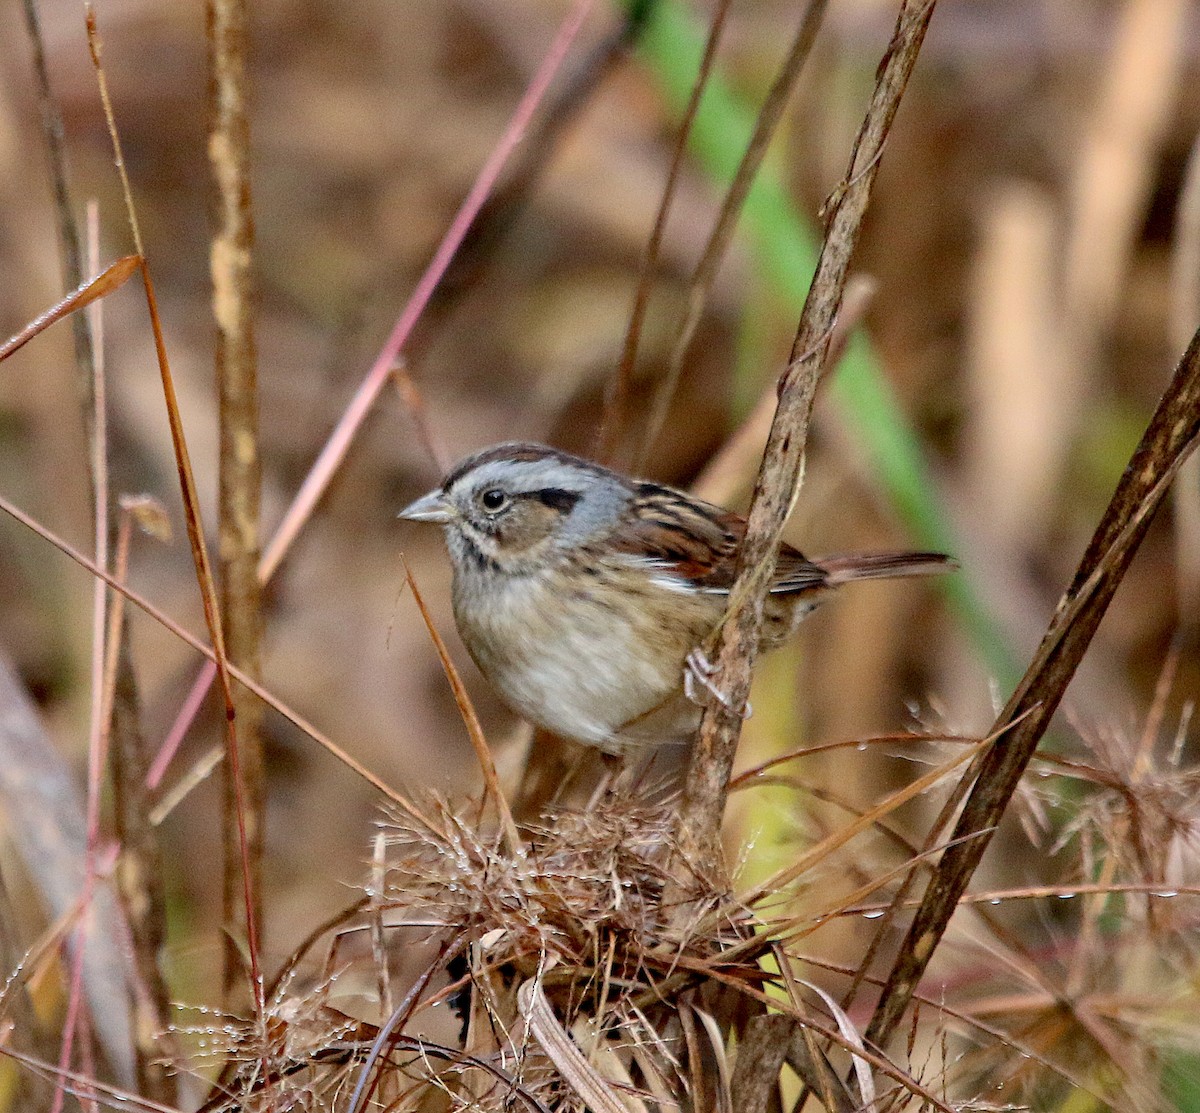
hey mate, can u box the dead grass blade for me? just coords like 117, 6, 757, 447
676, 1001, 711, 1113
0, 255, 139, 364
691, 1006, 731, 1113
403, 561, 520, 852
798, 979, 874, 1109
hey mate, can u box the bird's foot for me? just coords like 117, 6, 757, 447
684, 648, 752, 719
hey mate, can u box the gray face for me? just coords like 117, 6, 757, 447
402, 444, 635, 577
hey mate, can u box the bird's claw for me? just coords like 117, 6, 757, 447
684, 649, 752, 719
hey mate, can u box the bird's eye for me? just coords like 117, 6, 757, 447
480, 488, 508, 512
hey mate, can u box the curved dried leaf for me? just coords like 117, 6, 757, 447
518, 977, 629, 1113
800, 980, 874, 1108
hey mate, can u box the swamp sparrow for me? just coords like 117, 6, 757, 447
400, 443, 953, 755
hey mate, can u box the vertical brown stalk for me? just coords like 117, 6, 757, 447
207, 0, 264, 995
21, 0, 96, 435
633, 0, 830, 473
598, 0, 733, 467
667, 0, 938, 894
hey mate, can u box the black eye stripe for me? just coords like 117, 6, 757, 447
521, 488, 581, 513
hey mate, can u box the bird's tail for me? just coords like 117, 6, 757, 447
816, 551, 957, 586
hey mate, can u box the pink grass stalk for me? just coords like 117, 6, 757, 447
148, 0, 596, 789
51, 204, 112, 1113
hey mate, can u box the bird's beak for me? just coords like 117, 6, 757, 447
398, 489, 454, 523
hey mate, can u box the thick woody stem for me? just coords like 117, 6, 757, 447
668, 0, 938, 893
208, 0, 264, 996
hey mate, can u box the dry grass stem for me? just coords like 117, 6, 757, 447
598, 0, 733, 467
634, 0, 831, 473
671, 0, 939, 892
403, 563, 521, 852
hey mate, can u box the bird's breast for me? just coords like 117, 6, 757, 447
450, 562, 716, 749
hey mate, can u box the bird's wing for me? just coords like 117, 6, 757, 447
609, 483, 828, 595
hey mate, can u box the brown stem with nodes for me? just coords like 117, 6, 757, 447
667, 0, 939, 896
207, 0, 265, 1001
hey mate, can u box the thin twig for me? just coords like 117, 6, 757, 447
390, 364, 451, 474
667, 0, 939, 894
634, 0, 831, 472
20, 0, 97, 442
50, 205, 116, 1113
597, 0, 733, 466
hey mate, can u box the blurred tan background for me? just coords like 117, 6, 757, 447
0, 0, 1197, 1001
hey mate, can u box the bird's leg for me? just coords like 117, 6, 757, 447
586, 751, 631, 808
548, 742, 591, 809
684, 648, 752, 719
